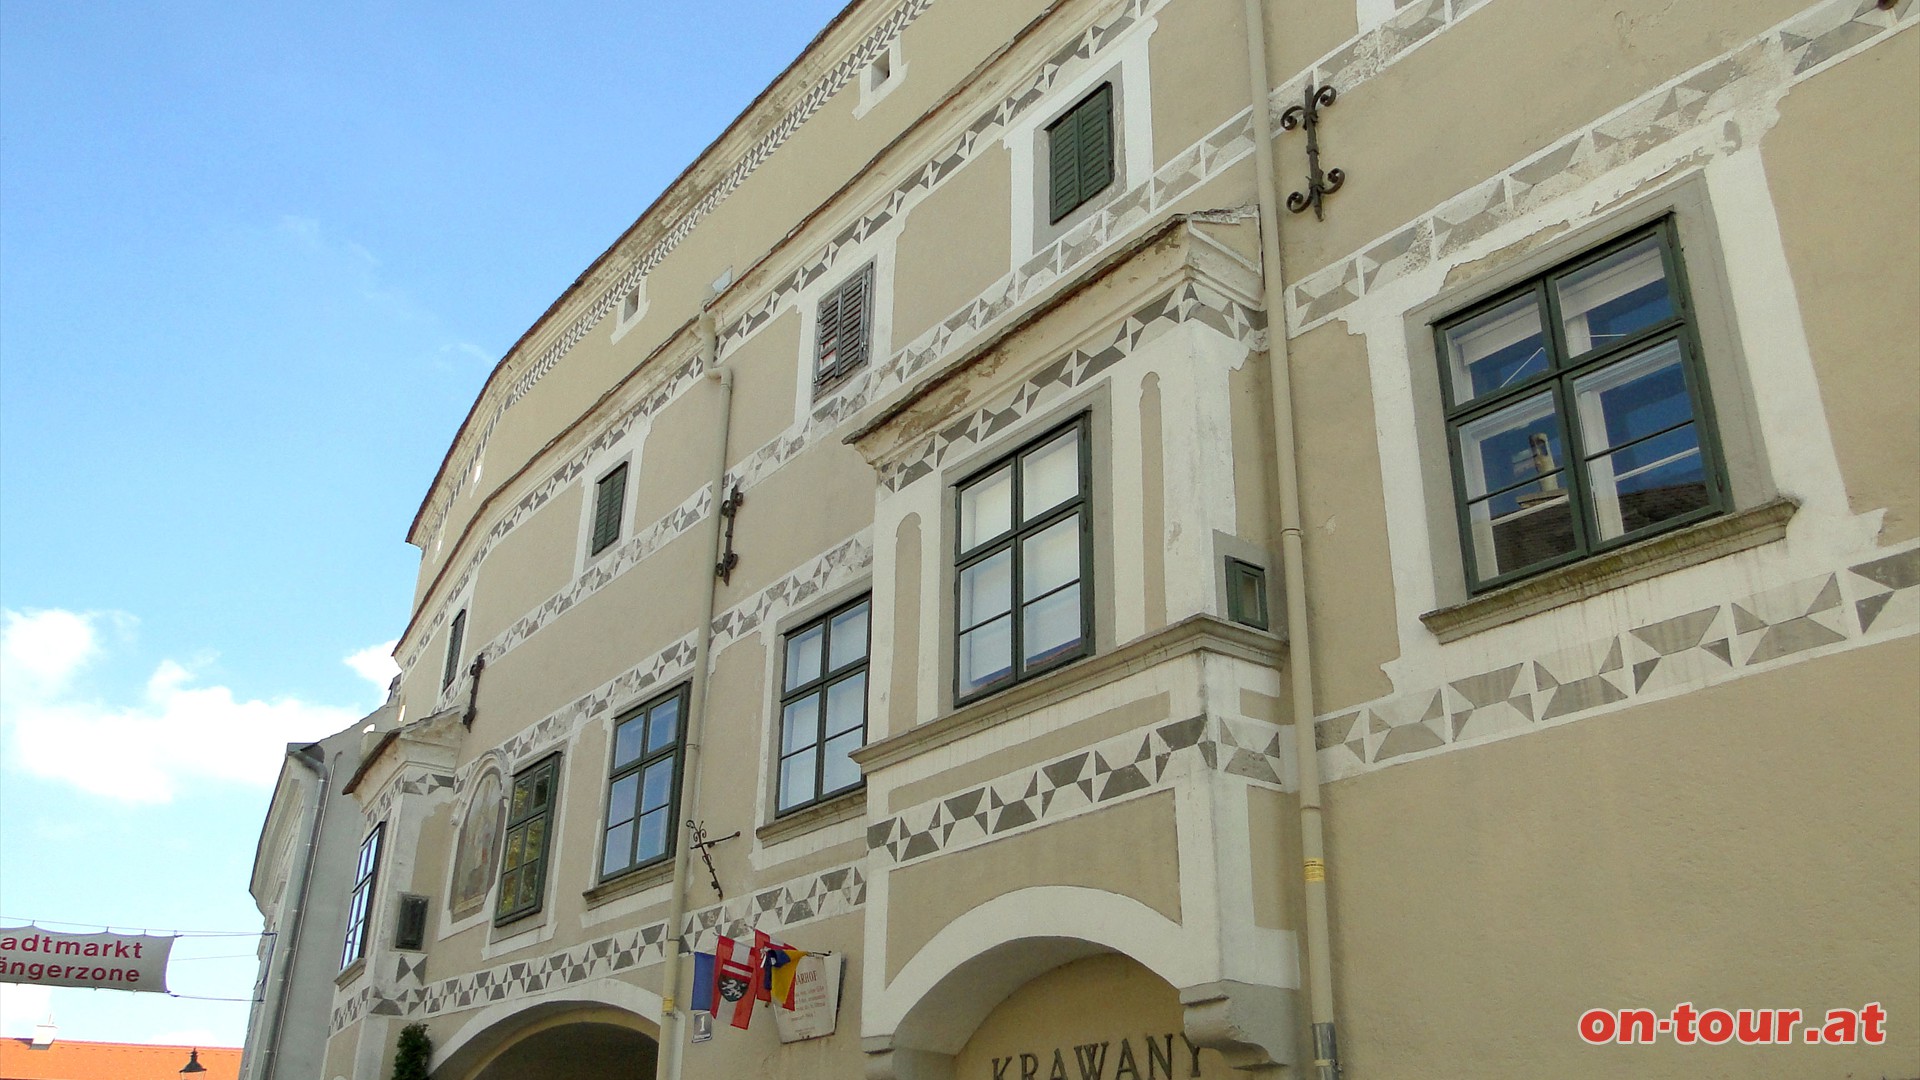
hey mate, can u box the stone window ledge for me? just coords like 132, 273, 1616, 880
333, 957, 366, 989
1421, 498, 1798, 643
582, 860, 675, 907
757, 789, 866, 847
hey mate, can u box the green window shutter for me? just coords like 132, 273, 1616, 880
838, 266, 871, 375
816, 288, 843, 381
591, 463, 627, 555
1078, 84, 1113, 204
1048, 108, 1081, 222
1048, 84, 1114, 224
443, 609, 466, 689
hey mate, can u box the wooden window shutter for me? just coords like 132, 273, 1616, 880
1049, 84, 1113, 223
591, 463, 627, 555
442, 610, 466, 690
816, 288, 843, 381
816, 265, 873, 385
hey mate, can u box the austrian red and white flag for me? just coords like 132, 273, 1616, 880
712, 934, 761, 1030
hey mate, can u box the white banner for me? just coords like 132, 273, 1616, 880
0, 925, 173, 994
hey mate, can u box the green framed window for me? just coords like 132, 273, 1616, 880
1436, 218, 1725, 593
777, 596, 870, 815
599, 686, 686, 880
1047, 83, 1114, 224
340, 822, 383, 969
442, 609, 466, 690
590, 462, 628, 556
815, 263, 874, 389
955, 415, 1093, 703
1225, 558, 1269, 630
496, 755, 559, 922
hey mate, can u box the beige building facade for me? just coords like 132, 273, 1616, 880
299, 0, 1919, 1077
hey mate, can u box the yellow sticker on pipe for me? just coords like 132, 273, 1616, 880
1303, 858, 1326, 882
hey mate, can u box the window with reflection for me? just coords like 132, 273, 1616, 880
496, 755, 559, 922
954, 415, 1092, 702
1437, 219, 1724, 592
600, 686, 686, 880
777, 597, 870, 815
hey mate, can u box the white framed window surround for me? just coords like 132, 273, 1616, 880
610, 276, 649, 345
1005, 17, 1156, 261
788, 230, 902, 419
572, 437, 644, 577
1395, 171, 1784, 620
854, 37, 906, 119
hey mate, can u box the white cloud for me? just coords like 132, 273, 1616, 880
0, 983, 53, 1038
0, 609, 365, 804
344, 640, 400, 699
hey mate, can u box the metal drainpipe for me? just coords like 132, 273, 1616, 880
250, 743, 328, 1080
658, 306, 732, 1080
1242, 1, 1340, 1076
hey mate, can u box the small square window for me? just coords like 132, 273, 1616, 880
1436, 219, 1726, 592
600, 686, 687, 881
393, 894, 429, 951
777, 596, 871, 815
815, 264, 875, 389
496, 755, 559, 923
954, 416, 1093, 702
1046, 84, 1114, 224
590, 463, 628, 556
1225, 559, 1269, 630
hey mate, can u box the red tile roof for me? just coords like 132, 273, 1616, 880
0, 1039, 240, 1080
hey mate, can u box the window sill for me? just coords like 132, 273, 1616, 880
758, 789, 866, 846
852, 614, 1282, 774
1420, 498, 1798, 643
334, 957, 366, 989
582, 859, 675, 907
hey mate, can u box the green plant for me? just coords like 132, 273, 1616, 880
392, 1022, 432, 1080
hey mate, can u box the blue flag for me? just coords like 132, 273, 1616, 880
690, 951, 716, 1014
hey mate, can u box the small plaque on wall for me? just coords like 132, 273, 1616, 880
773, 953, 844, 1043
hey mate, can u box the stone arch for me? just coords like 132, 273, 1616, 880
432, 979, 662, 1080
868, 886, 1295, 1079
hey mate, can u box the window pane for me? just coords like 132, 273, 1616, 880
780, 749, 818, 811
646, 696, 680, 753
521, 818, 546, 864
1571, 340, 1691, 454
958, 616, 1013, 695
1444, 293, 1547, 404
602, 821, 632, 873
1457, 391, 1567, 503
497, 870, 519, 915
641, 760, 674, 813
1557, 236, 1672, 356
1586, 423, 1708, 541
959, 466, 1013, 551
825, 673, 866, 738
509, 780, 531, 822
502, 828, 525, 871
958, 550, 1013, 630
1021, 515, 1081, 598
517, 867, 540, 908
1020, 426, 1081, 522
782, 694, 819, 755
1022, 584, 1083, 667
529, 769, 551, 811
1466, 487, 1576, 581
828, 604, 869, 670
785, 624, 825, 691
612, 716, 644, 770
607, 774, 638, 827
636, 808, 668, 863
821, 731, 863, 795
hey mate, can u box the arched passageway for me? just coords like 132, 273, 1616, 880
462, 1016, 657, 1080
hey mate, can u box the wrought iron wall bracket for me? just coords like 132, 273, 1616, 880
715, 486, 745, 583
1280, 83, 1344, 221
686, 820, 740, 899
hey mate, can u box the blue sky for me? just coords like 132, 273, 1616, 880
0, 0, 845, 1047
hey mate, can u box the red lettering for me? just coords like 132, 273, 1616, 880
1670, 1002, 1698, 1044
1821, 1009, 1858, 1044
1697, 1009, 1733, 1044
1577, 1009, 1615, 1044
1862, 1002, 1886, 1045
1774, 1008, 1801, 1043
